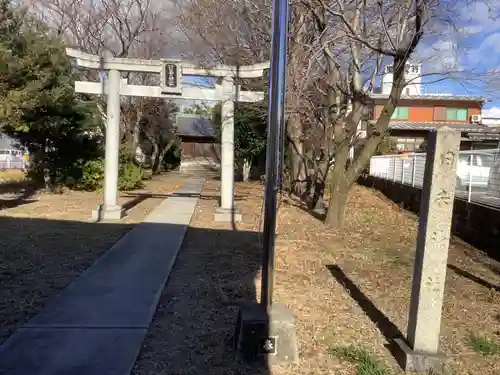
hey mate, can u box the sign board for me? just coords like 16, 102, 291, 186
258, 337, 277, 355
160, 60, 182, 95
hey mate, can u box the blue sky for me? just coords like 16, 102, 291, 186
181, 2, 500, 121
178, 76, 217, 110
414, 2, 500, 119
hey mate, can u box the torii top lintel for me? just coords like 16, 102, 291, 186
66, 48, 269, 79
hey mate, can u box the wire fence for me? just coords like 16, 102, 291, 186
369, 149, 500, 209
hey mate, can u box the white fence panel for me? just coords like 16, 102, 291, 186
394, 158, 403, 183
413, 154, 426, 188
401, 156, 413, 185
368, 149, 500, 209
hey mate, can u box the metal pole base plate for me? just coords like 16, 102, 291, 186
214, 207, 242, 223
92, 204, 125, 222
234, 303, 298, 366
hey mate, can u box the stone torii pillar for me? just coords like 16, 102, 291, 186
219, 76, 237, 219
66, 48, 268, 222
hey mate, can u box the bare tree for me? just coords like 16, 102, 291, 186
140, 99, 179, 174
177, 0, 493, 227
174, 0, 271, 65
26, 0, 179, 160
295, 0, 429, 227
38, 0, 490, 226
27, 0, 172, 57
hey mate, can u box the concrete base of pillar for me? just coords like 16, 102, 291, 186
92, 204, 125, 222
391, 338, 447, 374
234, 303, 298, 365
214, 207, 242, 223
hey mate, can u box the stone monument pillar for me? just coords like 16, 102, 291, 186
393, 127, 460, 373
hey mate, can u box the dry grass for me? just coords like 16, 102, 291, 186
0, 169, 25, 183
134, 179, 500, 375
0, 172, 186, 344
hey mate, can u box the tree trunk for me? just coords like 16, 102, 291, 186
289, 139, 307, 197
131, 107, 143, 160
42, 140, 52, 190
311, 161, 328, 213
287, 116, 308, 197
151, 142, 159, 174
326, 142, 351, 229
153, 141, 175, 174
242, 157, 252, 181
325, 174, 349, 229
96, 100, 107, 136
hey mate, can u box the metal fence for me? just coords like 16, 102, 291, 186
369, 149, 500, 209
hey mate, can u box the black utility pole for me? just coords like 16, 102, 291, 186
260, 0, 290, 307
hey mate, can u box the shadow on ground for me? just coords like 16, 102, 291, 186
279, 193, 328, 222
0, 216, 134, 344
132, 222, 269, 375
327, 265, 409, 369
327, 265, 405, 341
0, 216, 269, 375
448, 264, 500, 292
0, 180, 38, 210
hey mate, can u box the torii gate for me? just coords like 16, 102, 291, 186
66, 48, 268, 222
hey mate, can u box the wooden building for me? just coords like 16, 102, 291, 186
175, 114, 221, 173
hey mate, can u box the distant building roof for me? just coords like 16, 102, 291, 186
176, 114, 216, 138
370, 94, 489, 103
388, 121, 499, 133
0, 133, 19, 150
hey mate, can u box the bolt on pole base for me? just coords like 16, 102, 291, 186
234, 303, 298, 366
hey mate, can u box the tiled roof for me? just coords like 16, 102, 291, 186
387, 121, 500, 133
176, 114, 216, 138
370, 93, 489, 102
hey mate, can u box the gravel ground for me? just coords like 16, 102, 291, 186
0, 173, 186, 345
133, 179, 500, 375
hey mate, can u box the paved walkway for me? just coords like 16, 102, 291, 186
0, 178, 205, 375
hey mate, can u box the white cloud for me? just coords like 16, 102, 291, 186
483, 107, 500, 117
459, 32, 500, 74
476, 32, 500, 54
482, 107, 500, 125
413, 36, 461, 77
460, 2, 500, 35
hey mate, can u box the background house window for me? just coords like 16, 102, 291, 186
395, 137, 424, 151
433, 106, 446, 121
391, 107, 409, 120
446, 108, 468, 121
374, 105, 384, 119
